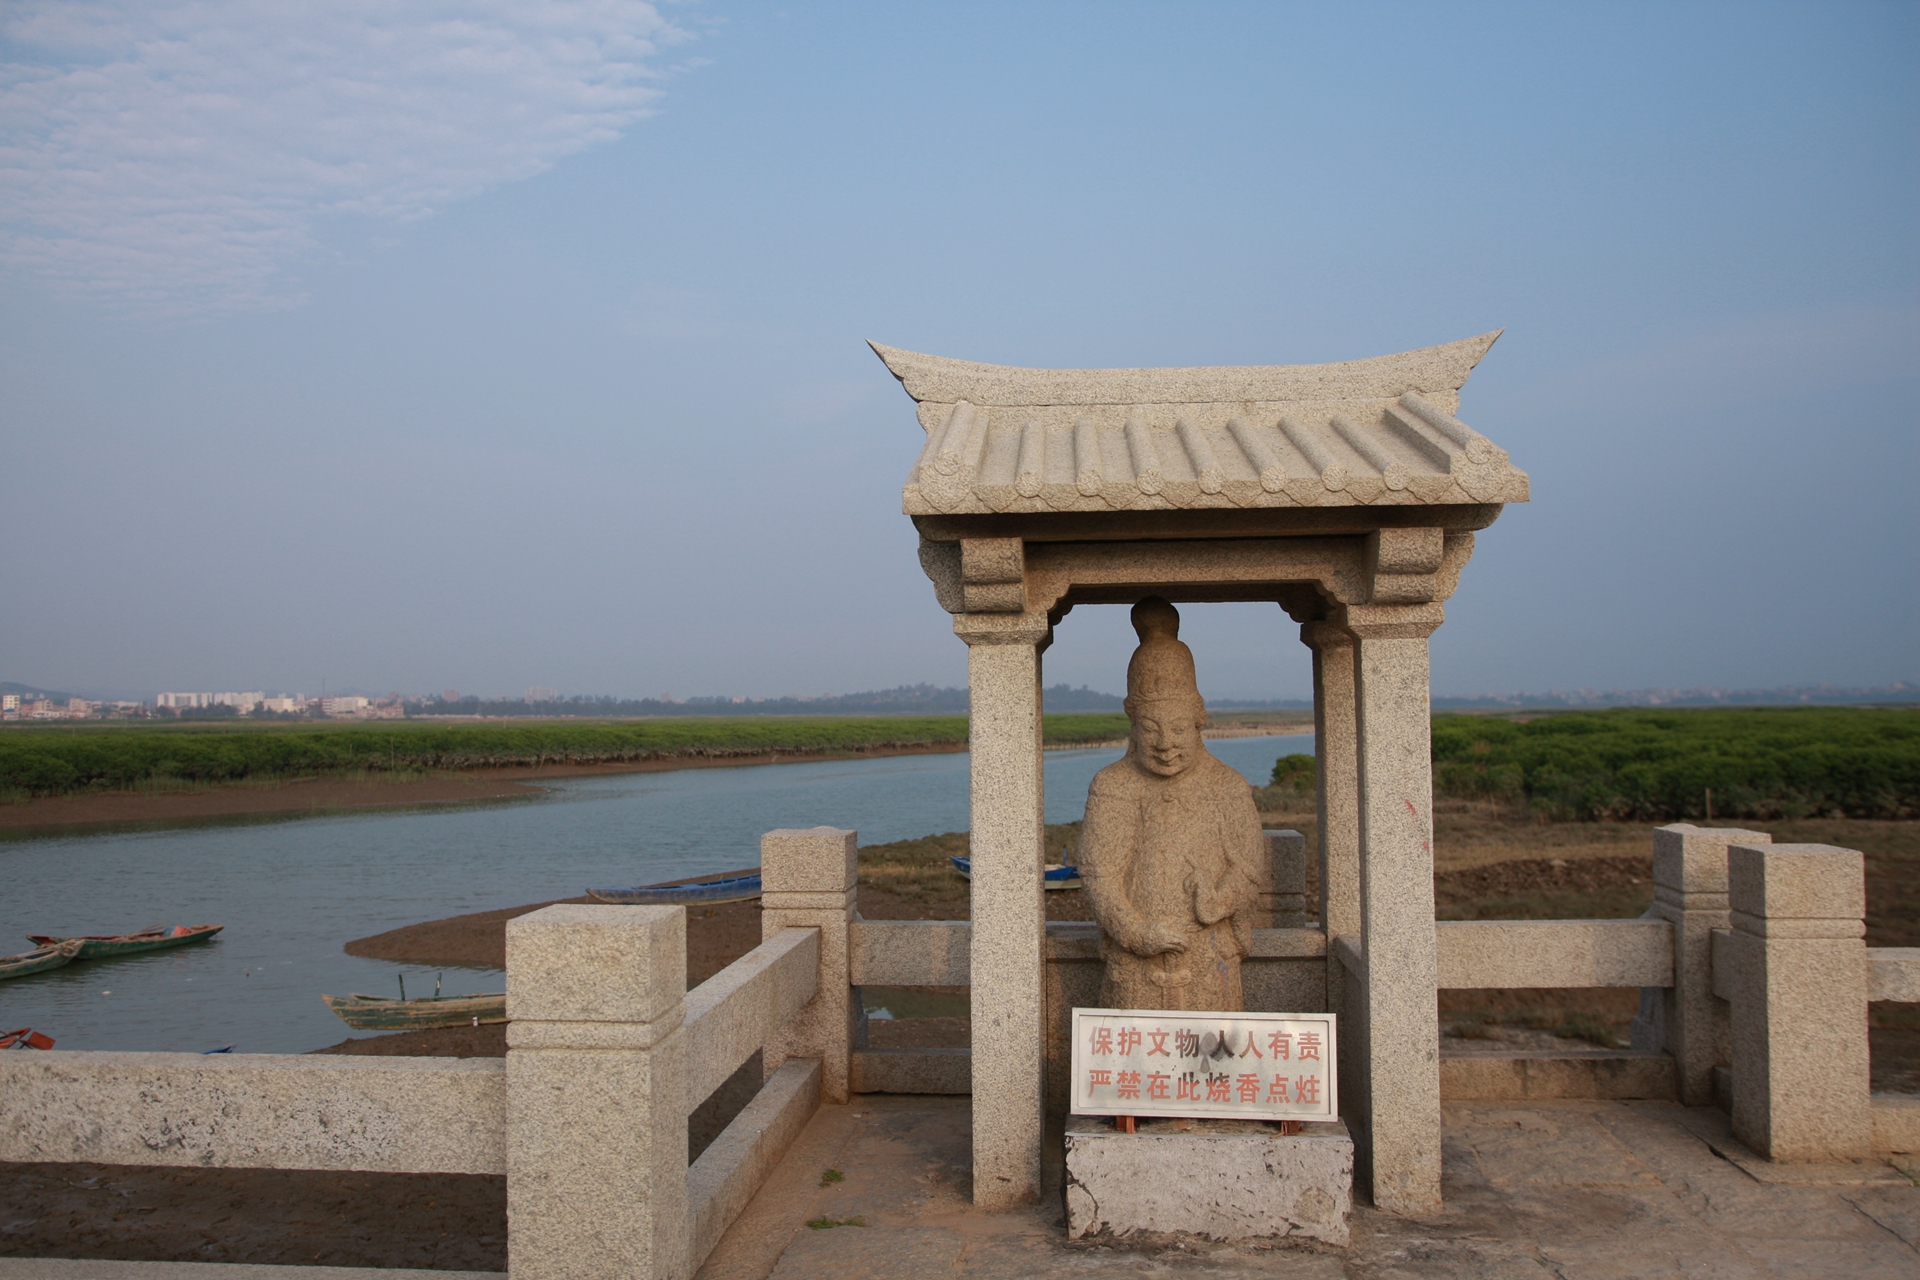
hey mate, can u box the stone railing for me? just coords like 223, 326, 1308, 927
1628, 824, 1919, 1161
0, 825, 860, 1280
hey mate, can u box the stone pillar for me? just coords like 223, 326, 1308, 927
1304, 619, 1365, 1158
1631, 823, 1771, 1105
961, 624, 1047, 1208
1343, 602, 1444, 1215
1725, 843, 1871, 1162
505, 904, 689, 1280
760, 827, 861, 1104
1304, 621, 1361, 941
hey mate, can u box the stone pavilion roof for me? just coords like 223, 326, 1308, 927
873, 332, 1528, 516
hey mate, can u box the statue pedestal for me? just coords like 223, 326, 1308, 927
1063, 1115, 1353, 1245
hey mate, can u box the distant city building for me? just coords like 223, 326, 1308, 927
158, 691, 265, 713
1, 695, 16, 712
320, 696, 369, 716
525, 686, 558, 703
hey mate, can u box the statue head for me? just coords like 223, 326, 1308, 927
1123, 597, 1208, 778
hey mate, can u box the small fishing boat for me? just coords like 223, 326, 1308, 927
949, 856, 1082, 890
588, 872, 763, 905
322, 991, 507, 1031
0, 940, 81, 981
27, 924, 223, 959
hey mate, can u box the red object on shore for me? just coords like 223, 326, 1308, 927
0, 1027, 55, 1050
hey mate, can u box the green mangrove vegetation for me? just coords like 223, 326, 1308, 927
0, 714, 1132, 800
1429, 707, 1918, 821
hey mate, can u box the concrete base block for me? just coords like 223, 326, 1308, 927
1063, 1115, 1352, 1245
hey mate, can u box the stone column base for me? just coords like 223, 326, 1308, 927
1063, 1115, 1353, 1245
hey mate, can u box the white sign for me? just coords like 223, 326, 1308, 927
1069, 1007, 1337, 1121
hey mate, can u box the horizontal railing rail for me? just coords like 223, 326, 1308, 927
0, 1052, 505, 1174
1867, 947, 1920, 1003
1435, 919, 1674, 990
849, 920, 1330, 986
684, 927, 818, 1108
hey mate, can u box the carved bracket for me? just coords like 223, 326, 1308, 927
960, 537, 1026, 613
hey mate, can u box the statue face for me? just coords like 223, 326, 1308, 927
1131, 702, 1202, 778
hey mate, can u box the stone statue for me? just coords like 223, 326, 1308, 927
1079, 597, 1266, 1012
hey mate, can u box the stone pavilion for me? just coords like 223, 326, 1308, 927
873, 332, 1529, 1213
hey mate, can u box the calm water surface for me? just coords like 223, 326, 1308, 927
0, 734, 1309, 1053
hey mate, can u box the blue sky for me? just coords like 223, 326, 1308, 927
2, 1, 1914, 702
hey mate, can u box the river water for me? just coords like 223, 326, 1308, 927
0, 734, 1309, 1054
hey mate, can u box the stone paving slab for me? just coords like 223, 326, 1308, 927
698, 1097, 1920, 1279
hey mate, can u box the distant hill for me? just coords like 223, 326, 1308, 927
1, 681, 76, 703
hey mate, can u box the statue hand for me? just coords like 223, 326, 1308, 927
1139, 922, 1188, 956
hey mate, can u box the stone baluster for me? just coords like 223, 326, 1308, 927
1630, 823, 1771, 1105
505, 904, 689, 1280
760, 827, 861, 1105
1724, 842, 1871, 1161
1342, 601, 1444, 1215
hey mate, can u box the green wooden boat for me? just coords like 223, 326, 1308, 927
0, 940, 81, 981
322, 991, 507, 1031
27, 924, 223, 959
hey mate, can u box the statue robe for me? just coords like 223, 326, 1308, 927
1079, 749, 1266, 1011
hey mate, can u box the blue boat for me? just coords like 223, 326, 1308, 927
587, 873, 764, 905
949, 857, 1082, 890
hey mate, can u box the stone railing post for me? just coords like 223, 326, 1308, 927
1725, 843, 1871, 1162
1631, 823, 1771, 1105
760, 827, 860, 1105
1341, 601, 1444, 1215
505, 904, 688, 1280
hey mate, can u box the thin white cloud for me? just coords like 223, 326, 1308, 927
0, 1, 686, 314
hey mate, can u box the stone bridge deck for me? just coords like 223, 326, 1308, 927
0, 1097, 1913, 1280
694, 1096, 1920, 1280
